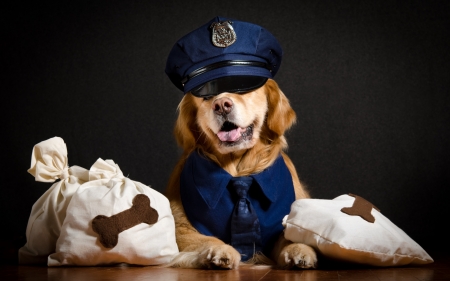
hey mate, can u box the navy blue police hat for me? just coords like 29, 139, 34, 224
165, 16, 283, 97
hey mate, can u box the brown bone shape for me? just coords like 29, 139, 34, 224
340, 193, 380, 223
92, 194, 159, 248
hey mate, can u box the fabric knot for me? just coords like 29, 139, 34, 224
89, 158, 124, 181
59, 167, 70, 180
27, 137, 70, 183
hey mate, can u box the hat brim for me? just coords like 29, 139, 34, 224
190, 76, 268, 98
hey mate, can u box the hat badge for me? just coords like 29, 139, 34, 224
210, 21, 237, 48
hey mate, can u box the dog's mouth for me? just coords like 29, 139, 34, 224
216, 121, 254, 145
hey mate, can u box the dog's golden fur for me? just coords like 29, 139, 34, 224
165, 79, 317, 269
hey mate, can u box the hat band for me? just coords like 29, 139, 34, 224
181, 60, 271, 85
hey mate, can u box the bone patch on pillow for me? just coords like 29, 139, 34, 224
92, 194, 159, 248
340, 193, 380, 223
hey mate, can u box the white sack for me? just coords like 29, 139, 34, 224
19, 137, 88, 264
48, 158, 179, 266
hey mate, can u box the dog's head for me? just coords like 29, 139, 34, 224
174, 79, 296, 156
166, 18, 292, 158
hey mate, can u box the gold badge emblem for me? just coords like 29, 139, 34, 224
210, 21, 237, 48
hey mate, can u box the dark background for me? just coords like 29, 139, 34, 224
2, 0, 449, 260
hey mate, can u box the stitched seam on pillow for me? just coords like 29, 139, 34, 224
289, 224, 430, 262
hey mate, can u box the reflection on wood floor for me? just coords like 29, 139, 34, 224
4, 252, 449, 281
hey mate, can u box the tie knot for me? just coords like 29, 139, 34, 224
230, 176, 253, 198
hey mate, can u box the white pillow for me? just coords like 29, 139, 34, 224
283, 194, 433, 266
18, 137, 89, 264
48, 158, 179, 266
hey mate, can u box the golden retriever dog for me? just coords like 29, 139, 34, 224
164, 79, 317, 269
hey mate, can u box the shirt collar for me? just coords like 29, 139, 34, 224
189, 151, 281, 209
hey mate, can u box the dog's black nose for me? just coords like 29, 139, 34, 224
213, 97, 233, 116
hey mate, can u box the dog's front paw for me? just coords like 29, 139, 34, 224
199, 244, 241, 269
277, 243, 317, 269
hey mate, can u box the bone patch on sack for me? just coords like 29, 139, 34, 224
92, 194, 159, 248
340, 193, 380, 223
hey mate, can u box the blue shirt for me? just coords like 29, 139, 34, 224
180, 151, 295, 257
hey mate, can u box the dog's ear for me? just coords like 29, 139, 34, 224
264, 79, 297, 136
174, 94, 199, 152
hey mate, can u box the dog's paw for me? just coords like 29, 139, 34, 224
277, 243, 317, 269
198, 244, 241, 269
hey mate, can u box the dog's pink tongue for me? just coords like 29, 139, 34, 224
217, 128, 243, 142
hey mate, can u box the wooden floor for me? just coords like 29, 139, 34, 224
2, 252, 449, 281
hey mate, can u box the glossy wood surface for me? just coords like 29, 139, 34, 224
2, 253, 449, 281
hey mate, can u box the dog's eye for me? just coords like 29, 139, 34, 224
203, 96, 213, 101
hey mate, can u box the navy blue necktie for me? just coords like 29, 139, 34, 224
229, 176, 262, 261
